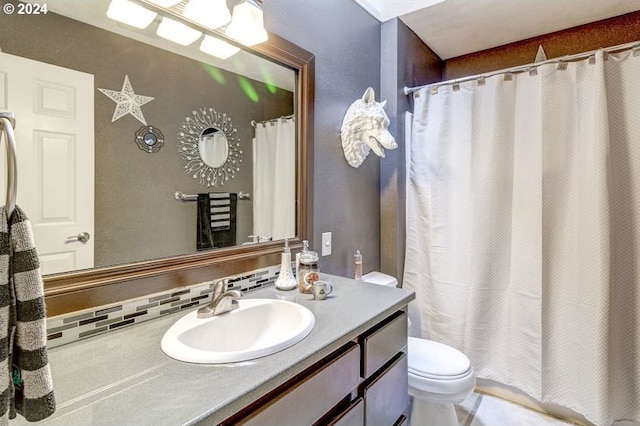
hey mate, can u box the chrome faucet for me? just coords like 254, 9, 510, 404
197, 279, 243, 318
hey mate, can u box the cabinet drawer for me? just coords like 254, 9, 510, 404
361, 311, 407, 378
327, 397, 364, 426
239, 344, 360, 426
363, 352, 408, 426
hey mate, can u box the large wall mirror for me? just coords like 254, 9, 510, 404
0, 0, 314, 315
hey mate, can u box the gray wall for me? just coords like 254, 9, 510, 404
380, 19, 443, 283
265, 0, 383, 277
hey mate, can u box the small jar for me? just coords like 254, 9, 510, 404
298, 251, 319, 294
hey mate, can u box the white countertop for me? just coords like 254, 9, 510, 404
20, 274, 414, 426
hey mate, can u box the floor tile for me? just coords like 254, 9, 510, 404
456, 392, 482, 426
455, 393, 575, 426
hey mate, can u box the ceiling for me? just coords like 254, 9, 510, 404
353, 0, 640, 59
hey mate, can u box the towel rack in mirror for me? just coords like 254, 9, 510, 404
0, 112, 17, 220
175, 191, 251, 201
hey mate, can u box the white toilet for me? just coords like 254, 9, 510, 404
362, 272, 476, 426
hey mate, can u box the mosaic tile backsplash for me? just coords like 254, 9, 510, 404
46, 264, 283, 348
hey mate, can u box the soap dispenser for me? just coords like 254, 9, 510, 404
275, 239, 297, 291
354, 249, 363, 280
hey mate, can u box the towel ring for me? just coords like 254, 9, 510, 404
0, 112, 17, 221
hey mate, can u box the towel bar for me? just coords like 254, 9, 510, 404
175, 191, 251, 201
0, 112, 17, 220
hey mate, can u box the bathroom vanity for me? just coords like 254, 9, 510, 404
20, 275, 414, 425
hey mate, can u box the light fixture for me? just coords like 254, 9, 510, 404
106, 0, 157, 29
225, 0, 268, 46
145, 0, 181, 6
183, 0, 231, 30
157, 17, 202, 46
199, 35, 240, 60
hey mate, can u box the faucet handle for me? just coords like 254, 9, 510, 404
216, 290, 243, 315
225, 290, 243, 299
197, 289, 243, 318
212, 279, 229, 299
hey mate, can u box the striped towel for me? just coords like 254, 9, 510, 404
0, 206, 55, 424
197, 193, 237, 250
209, 193, 231, 231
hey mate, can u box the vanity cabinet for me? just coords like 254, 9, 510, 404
328, 398, 365, 425
359, 311, 409, 426
231, 343, 361, 425
362, 353, 408, 426
23, 275, 415, 426
360, 311, 408, 378
219, 310, 408, 426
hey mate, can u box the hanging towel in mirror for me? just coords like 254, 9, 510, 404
197, 193, 237, 250
0, 206, 56, 424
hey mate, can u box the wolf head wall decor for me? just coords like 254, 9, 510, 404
340, 87, 398, 168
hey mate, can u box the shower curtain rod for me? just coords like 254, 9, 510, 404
403, 39, 640, 95
251, 114, 295, 127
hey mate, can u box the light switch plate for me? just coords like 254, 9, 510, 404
321, 232, 332, 256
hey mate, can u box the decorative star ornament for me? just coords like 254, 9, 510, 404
98, 75, 154, 125
535, 45, 547, 63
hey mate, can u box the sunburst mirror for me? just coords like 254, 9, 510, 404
178, 107, 242, 187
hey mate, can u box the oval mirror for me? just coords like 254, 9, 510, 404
179, 108, 241, 187
199, 127, 228, 168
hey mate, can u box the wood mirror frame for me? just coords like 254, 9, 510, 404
44, 33, 315, 317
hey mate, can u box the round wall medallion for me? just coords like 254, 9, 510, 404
135, 125, 165, 153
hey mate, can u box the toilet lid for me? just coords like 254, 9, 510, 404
408, 337, 472, 379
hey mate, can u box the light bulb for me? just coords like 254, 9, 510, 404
157, 17, 202, 46
146, 0, 181, 7
225, 0, 268, 46
106, 0, 156, 29
199, 35, 240, 60
183, 0, 231, 30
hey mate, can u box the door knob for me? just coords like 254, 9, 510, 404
67, 232, 91, 243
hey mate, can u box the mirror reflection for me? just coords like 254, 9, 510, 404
177, 107, 242, 187
200, 128, 228, 168
0, 0, 297, 276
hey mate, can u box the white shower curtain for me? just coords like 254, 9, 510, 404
252, 117, 295, 241
404, 49, 640, 426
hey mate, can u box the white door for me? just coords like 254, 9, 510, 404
0, 52, 94, 275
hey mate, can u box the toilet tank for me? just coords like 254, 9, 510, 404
361, 271, 398, 287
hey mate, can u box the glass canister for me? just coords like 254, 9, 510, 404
298, 250, 319, 294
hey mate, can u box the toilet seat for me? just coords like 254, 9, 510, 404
407, 337, 475, 401
408, 337, 472, 379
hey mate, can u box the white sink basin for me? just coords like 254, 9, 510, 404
161, 299, 315, 364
